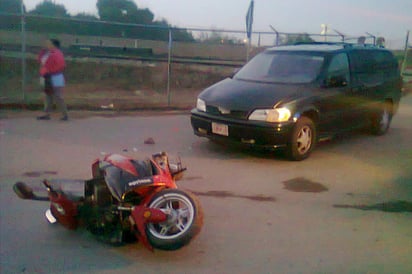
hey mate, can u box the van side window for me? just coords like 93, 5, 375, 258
349, 49, 398, 80
373, 51, 399, 77
349, 50, 374, 74
326, 53, 350, 87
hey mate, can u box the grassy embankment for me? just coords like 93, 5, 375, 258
0, 54, 233, 110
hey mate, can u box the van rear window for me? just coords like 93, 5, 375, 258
349, 50, 398, 74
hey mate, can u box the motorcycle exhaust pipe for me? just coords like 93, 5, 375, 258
13, 182, 50, 201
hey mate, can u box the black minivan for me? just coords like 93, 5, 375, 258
191, 43, 402, 160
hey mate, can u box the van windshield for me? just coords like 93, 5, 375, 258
234, 52, 324, 84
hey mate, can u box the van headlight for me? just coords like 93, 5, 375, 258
197, 98, 206, 112
248, 107, 291, 122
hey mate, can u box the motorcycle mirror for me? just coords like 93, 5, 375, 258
172, 169, 186, 181
13, 182, 35, 200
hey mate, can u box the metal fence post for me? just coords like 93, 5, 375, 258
21, 2, 27, 104
167, 28, 172, 107
246, 38, 250, 62
401, 30, 410, 76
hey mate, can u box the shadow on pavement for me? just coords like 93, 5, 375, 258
333, 201, 412, 213
282, 177, 329, 193
191, 190, 276, 202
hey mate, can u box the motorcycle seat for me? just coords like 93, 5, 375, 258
48, 180, 85, 202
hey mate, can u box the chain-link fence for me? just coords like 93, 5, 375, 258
1, 12, 411, 110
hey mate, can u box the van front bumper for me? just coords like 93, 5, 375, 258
190, 109, 295, 149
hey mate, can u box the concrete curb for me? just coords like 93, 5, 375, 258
0, 102, 194, 112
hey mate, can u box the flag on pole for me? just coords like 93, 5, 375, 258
246, 0, 254, 40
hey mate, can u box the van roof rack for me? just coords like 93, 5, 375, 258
293, 41, 384, 48
293, 42, 346, 46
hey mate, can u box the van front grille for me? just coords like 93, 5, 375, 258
206, 105, 249, 119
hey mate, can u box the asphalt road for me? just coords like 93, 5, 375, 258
1, 96, 412, 274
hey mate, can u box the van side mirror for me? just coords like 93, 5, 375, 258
327, 75, 348, 87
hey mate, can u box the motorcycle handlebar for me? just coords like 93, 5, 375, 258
43, 180, 59, 197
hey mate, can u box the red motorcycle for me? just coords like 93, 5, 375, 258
13, 152, 203, 251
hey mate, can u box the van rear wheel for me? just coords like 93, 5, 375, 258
370, 101, 392, 136
286, 117, 317, 161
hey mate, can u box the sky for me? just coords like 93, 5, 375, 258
22, 0, 412, 48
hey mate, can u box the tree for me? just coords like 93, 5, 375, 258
72, 12, 98, 21
0, 0, 24, 31
135, 8, 154, 24
0, 0, 24, 13
29, 0, 69, 17
199, 29, 243, 45
96, 0, 153, 24
95, 0, 193, 41
281, 33, 315, 45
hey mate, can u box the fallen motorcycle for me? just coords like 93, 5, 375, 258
13, 152, 203, 251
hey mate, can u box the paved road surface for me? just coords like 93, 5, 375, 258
1, 96, 411, 273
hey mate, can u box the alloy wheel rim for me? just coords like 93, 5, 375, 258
296, 125, 312, 155
147, 193, 195, 240
379, 107, 390, 131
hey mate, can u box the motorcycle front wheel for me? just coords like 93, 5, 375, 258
146, 189, 203, 251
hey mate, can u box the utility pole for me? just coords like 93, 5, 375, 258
401, 30, 410, 77
321, 24, 328, 42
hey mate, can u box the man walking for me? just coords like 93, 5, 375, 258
37, 39, 69, 121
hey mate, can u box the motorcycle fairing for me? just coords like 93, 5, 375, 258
49, 192, 78, 230
104, 154, 141, 177
130, 205, 168, 251
101, 154, 178, 201
103, 161, 154, 201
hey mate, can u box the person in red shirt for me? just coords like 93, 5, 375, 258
37, 39, 69, 121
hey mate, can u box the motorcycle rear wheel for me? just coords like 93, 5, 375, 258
146, 189, 203, 251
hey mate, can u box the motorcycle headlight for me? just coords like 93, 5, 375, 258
248, 107, 291, 123
196, 98, 206, 112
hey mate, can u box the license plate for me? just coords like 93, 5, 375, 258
212, 122, 229, 136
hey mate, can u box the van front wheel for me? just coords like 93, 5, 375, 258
286, 117, 317, 161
